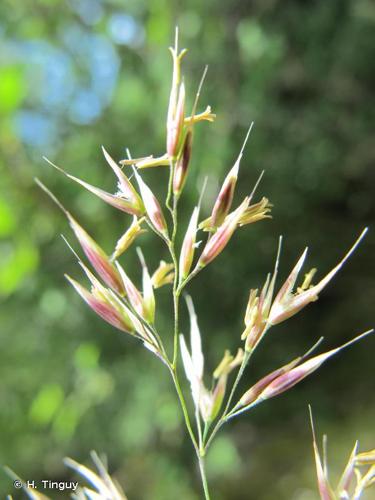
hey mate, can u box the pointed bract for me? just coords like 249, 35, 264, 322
167, 32, 187, 158
209, 374, 227, 422
167, 80, 185, 157
196, 197, 249, 269
269, 229, 368, 325
115, 262, 145, 317
68, 215, 124, 294
309, 409, 335, 500
66, 276, 133, 333
36, 179, 124, 294
337, 441, 359, 498
239, 357, 301, 407
134, 170, 168, 237
186, 296, 204, 379
120, 154, 170, 169
356, 449, 375, 466
137, 248, 156, 324
179, 206, 199, 281
259, 331, 373, 400
173, 130, 192, 195
43, 157, 144, 216
210, 125, 252, 228
112, 217, 146, 261
101, 146, 143, 210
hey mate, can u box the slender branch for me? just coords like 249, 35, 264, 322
203, 351, 251, 449
165, 163, 180, 367
118, 292, 168, 360
177, 267, 200, 294
224, 399, 261, 421
169, 364, 199, 453
166, 157, 175, 214
195, 408, 204, 453
222, 350, 251, 416
171, 277, 180, 367
165, 143, 211, 498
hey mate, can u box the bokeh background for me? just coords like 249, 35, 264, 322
1, 0, 374, 498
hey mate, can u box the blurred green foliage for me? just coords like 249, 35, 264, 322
0, 0, 374, 499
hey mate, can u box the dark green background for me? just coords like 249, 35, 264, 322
1, 0, 374, 498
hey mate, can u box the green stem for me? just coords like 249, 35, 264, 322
224, 400, 260, 422
172, 284, 180, 367
166, 158, 175, 214
168, 187, 180, 367
204, 351, 251, 449
204, 417, 223, 451
177, 267, 200, 294
169, 366, 199, 452
198, 455, 211, 500
202, 422, 210, 445
196, 409, 204, 452
165, 157, 211, 498
120, 293, 169, 361
222, 350, 251, 416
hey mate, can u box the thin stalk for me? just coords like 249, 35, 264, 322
195, 408, 204, 452
166, 158, 175, 214
172, 283, 180, 367
204, 351, 251, 449
202, 422, 210, 445
169, 365, 199, 453
224, 400, 261, 421
177, 267, 200, 294
165, 156, 211, 498
120, 293, 168, 360
198, 455, 211, 500
222, 350, 251, 416
205, 352, 251, 450
204, 417, 223, 451
168, 181, 180, 367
